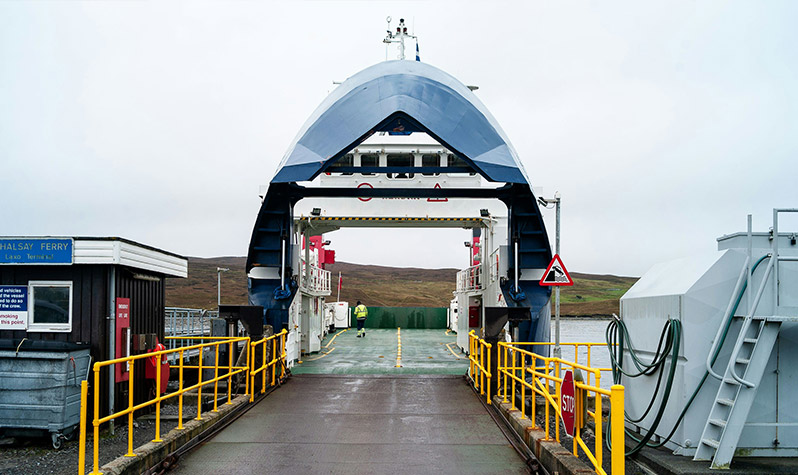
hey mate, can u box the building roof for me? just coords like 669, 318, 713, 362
271, 60, 530, 184
0, 237, 187, 278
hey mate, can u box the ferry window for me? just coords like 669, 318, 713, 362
386, 153, 415, 179
422, 154, 440, 176
447, 154, 468, 168
28, 281, 72, 332
359, 153, 378, 176
447, 154, 476, 175
329, 154, 353, 175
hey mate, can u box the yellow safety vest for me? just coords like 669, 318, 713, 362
354, 305, 368, 319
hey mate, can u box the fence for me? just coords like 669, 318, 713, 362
466, 332, 624, 475
299, 260, 331, 294
467, 330, 492, 405
78, 330, 288, 475
457, 264, 483, 292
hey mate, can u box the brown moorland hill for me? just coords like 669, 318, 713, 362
165, 258, 637, 316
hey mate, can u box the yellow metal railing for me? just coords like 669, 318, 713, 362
502, 341, 613, 388
497, 342, 624, 475
467, 330, 492, 405
78, 332, 288, 475
249, 330, 288, 402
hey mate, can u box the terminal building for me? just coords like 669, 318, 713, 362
0, 237, 187, 444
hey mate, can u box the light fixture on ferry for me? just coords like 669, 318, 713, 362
311, 208, 321, 216
480, 209, 490, 217
464, 241, 471, 248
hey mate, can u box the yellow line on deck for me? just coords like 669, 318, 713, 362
395, 327, 402, 368
303, 347, 336, 362
324, 328, 348, 349
446, 342, 466, 360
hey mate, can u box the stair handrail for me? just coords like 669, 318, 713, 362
705, 255, 750, 380
728, 256, 774, 388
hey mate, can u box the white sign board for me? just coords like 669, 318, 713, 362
0, 286, 28, 330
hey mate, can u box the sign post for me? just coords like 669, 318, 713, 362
539, 254, 573, 358
561, 369, 576, 437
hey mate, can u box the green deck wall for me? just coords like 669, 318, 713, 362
350, 307, 447, 329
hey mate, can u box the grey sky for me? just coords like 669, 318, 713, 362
1, 1, 796, 277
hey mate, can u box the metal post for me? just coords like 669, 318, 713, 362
514, 239, 519, 292
773, 208, 779, 312
554, 192, 562, 358
217, 267, 229, 307
108, 267, 116, 435
280, 238, 286, 291
611, 384, 625, 475
748, 215, 753, 315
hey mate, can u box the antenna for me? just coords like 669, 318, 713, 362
383, 16, 416, 60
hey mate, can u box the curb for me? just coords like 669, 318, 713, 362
97, 394, 250, 475
493, 396, 596, 475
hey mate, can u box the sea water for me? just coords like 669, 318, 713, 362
551, 318, 614, 389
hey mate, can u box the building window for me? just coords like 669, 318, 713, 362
28, 281, 72, 332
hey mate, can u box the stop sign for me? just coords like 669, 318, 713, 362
561, 369, 576, 437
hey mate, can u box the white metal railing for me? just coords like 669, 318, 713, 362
299, 260, 331, 294
457, 264, 483, 292
489, 248, 500, 283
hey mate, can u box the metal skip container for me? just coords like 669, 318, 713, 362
0, 345, 91, 448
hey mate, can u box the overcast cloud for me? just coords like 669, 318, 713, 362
1, 1, 796, 277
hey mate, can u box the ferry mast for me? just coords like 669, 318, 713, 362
383, 17, 416, 60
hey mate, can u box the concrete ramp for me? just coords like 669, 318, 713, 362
171, 374, 528, 474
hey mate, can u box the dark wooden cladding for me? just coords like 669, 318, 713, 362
115, 267, 166, 411
0, 265, 109, 350
0, 264, 169, 419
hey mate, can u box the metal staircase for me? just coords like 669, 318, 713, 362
695, 209, 798, 468
694, 317, 780, 468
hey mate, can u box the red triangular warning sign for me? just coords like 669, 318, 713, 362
539, 254, 573, 286
427, 183, 448, 202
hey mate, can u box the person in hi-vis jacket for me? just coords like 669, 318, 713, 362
354, 301, 368, 338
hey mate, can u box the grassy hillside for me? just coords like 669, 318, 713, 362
165, 257, 637, 317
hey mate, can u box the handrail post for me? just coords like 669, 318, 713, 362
280, 332, 286, 380
153, 353, 162, 442
92, 366, 100, 475
486, 342, 492, 405
272, 335, 278, 387
178, 349, 185, 429
502, 344, 508, 403
520, 352, 526, 418
126, 360, 135, 456
196, 346, 204, 420
249, 342, 255, 403
530, 354, 537, 426
611, 385, 625, 475
213, 343, 220, 412
595, 385, 603, 468
226, 340, 233, 405
78, 380, 88, 475
261, 339, 267, 394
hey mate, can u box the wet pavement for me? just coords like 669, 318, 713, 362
170, 329, 527, 474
